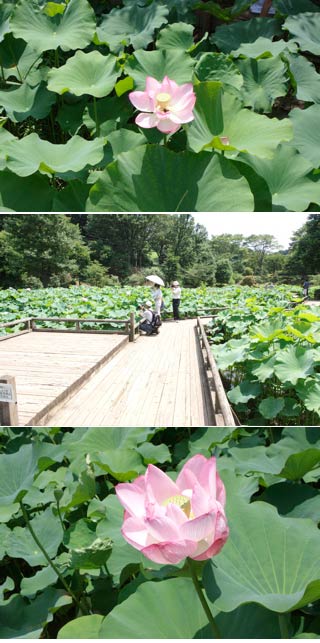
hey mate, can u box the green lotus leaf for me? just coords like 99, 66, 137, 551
87, 145, 254, 212
124, 48, 195, 90
280, 448, 320, 481
6, 507, 63, 566
232, 36, 298, 58
258, 396, 285, 419
156, 21, 195, 51
274, 344, 314, 384
228, 380, 262, 404
10, 0, 96, 53
239, 145, 320, 210
250, 354, 277, 382
195, 52, 243, 91
187, 81, 224, 153
96, 2, 168, 53
287, 54, 320, 103
260, 481, 320, 522
58, 615, 104, 639
0, 4, 14, 42
0, 588, 71, 638
0, 444, 41, 505
47, 50, 120, 98
237, 56, 288, 113
20, 566, 58, 598
0, 82, 56, 122
215, 93, 293, 159
5, 133, 105, 177
212, 17, 282, 53
274, 0, 320, 14
284, 12, 320, 56
203, 500, 320, 613
0, 169, 53, 211
296, 377, 320, 415
290, 104, 320, 168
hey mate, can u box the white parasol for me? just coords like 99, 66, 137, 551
146, 274, 165, 286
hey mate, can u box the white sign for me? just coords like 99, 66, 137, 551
0, 384, 16, 403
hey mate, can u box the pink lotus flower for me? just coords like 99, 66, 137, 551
129, 76, 196, 135
115, 454, 229, 565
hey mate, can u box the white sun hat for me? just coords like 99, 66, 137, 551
172, 280, 180, 286
145, 300, 153, 307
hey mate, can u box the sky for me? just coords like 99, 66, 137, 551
193, 213, 309, 250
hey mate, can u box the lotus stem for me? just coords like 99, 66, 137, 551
93, 96, 100, 137
19, 501, 85, 613
187, 558, 222, 639
278, 613, 290, 638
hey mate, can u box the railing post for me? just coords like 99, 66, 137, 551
76, 320, 80, 332
0, 375, 19, 426
129, 312, 135, 342
31, 319, 36, 331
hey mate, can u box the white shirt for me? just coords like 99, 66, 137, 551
172, 286, 181, 299
152, 288, 162, 314
142, 309, 153, 323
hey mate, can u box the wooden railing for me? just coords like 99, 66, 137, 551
197, 317, 237, 427
0, 375, 19, 425
0, 313, 139, 342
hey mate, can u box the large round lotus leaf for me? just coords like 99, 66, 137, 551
211, 17, 282, 53
6, 507, 63, 566
258, 396, 285, 419
0, 169, 53, 211
99, 578, 210, 638
274, 0, 320, 13
296, 377, 320, 415
228, 380, 261, 404
203, 499, 320, 613
187, 81, 223, 153
86, 145, 254, 212
290, 104, 320, 168
0, 588, 71, 638
195, 52, 243, 91
96, 2, 168, 53
216, 93, 292, 159
237, 56, 288, 113
0, 4, 13, 42
10, 0, 96, 53
284, 12, 320, 55
0, 82, 56, 121
287, 54, 320, 103
238, 145, 320, 210
156, 22, 194, 51
274, 344, 314, 384
0, 443, 40, 505
232, 36, 297, 58
62, 426, 150, 458
5, 133, 105, 177
47, 51, 120, 98
58, 615, 104, 639
124, 48, 195, 90
261, 481, 320, 522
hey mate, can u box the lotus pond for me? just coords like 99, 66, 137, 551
1, 284, 319, 425
0, 1, 320, 211
0, 427, 320, 638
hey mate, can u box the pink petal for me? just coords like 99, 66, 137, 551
191, 482, 210, 517
145, 464, 179, 504
168, 109, 194, 124
192, 512, 229, 560
165, 502, 188, 526
129, 90, 154, 112
135, 112, 159, 129
142, 539, 198, 565
145, 76, 162, 96
216, 475, 226, 506
121, 515, 149, 549
177, 454, 209, 491
160, 75, 179, 95
181, 512, 216, 541
156, 118, 181, 134
146, 515, 180, 542
170, 84, 196, 111
116, 478, 146, 517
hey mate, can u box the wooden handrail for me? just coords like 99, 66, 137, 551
197, 317, 236, 427
0, 318, 32, 329
0, 315, 138, 341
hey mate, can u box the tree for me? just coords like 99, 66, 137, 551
242, 235, 282, 273
286, 214, 320, 276
215, 258, 233, 285
1, 214, 90, 287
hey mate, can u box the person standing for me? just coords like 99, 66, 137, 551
152, 283, 163, 315
171, 280, 181, 322
303, 278, 310, 298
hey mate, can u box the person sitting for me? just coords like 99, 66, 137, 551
139, 301, 154, 335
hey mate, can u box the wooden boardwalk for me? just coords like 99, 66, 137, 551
44, 319, 214, 427
0, 332, 127, 426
